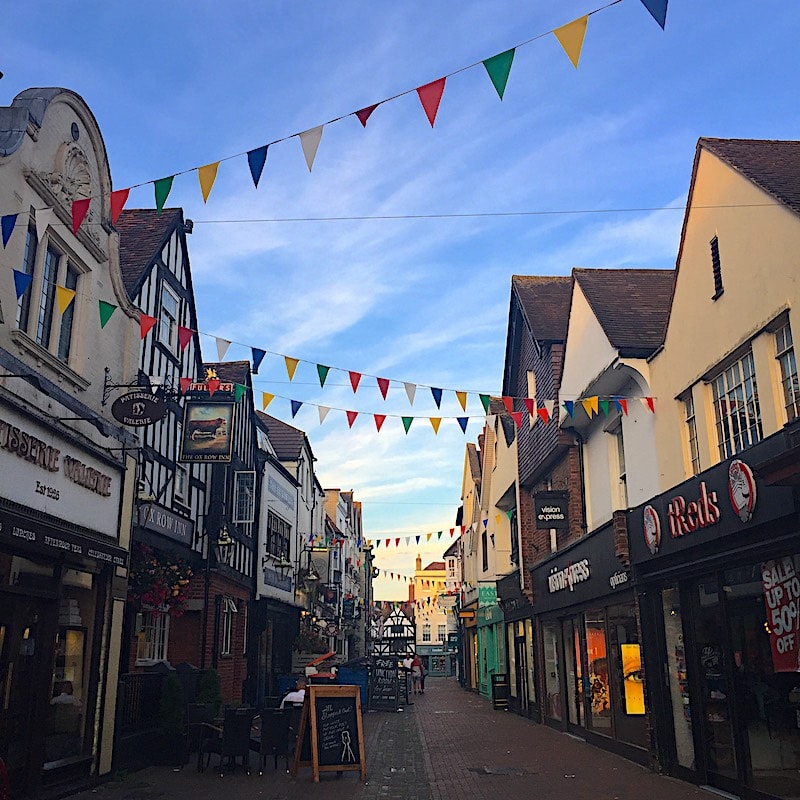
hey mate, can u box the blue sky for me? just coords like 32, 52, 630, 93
4, 1, 799, 599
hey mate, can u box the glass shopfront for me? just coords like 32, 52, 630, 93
505, 619, 537, 716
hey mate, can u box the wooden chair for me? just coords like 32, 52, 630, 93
200, 706, 256, 776
255, 709, 290, 774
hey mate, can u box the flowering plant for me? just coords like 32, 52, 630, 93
293, 628, 330, 654
128, 542, 194, 616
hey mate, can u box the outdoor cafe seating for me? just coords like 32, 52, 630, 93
198, 706, 256, 776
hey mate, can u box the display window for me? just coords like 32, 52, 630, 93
542, 621, 562, 721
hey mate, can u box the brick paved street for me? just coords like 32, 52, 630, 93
78, 678, 716, 800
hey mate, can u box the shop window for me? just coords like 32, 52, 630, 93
221, 596, 237, 656
775, 321, 800, 423
158, 283, 179, 351
711, 349, 762, 460
422, 624, 431, 642
136, 608, 170, 663
585, 609, 612, 733
683, 393, 701, 476
563, 617, 583, 727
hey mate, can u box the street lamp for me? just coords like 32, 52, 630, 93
262, 552, 293, 579
215, 524, 234, 563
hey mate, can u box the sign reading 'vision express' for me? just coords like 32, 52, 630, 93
370, 656, 400, 711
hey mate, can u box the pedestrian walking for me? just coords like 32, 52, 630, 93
411, 653, 423, 694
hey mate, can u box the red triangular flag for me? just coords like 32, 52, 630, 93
177, 326, 193, 352
645, 396, 655, 413
395, 538, 400, 547
537, 406, 550, 424
71, 198, 90, 234
355, 104, 379, 127
179, 377, 192, 395
346, 410, 358, 428
502, 396, 514, 413
523, 398, 535, 415
207, 378, 220, 397
349, 371, 362, 392
110, 188, 130, 226
374, 414, 386, 432
510, 411, 523, 427
417, 78, 446, 127
139, 314, 157, 339
377, 377, 390, 399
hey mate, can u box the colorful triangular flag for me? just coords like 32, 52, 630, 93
35, 208, 55, 242
13, 269, 32, 298
317, 364, 330, 387
262, 392, 275, 410
349, 371, 362, 392
640, 0, 668, 28
417, 78, 446, 127
318, 405, 330, 424
291, 400, 303, 418
55, 286, 75, 314
285, 357, 299, 380
154, 176, 174, 214
483, 49, 515, 99
457, 417, 468, 433
479, 394, 490, 414
179, 377, 192, 395
377, 377, 390, 399
355, 104, 379, 127
110, 188, 130, 225
374, 414, 386, 432
554, 16, 588, 69
581, 396, 599, 418
346, 410, 358, 428
216, 337, 231, 361
71, 198, 90, 234
252, 348, 266, 374
140, 314, 157, 339
247, 145, 269, 188
404, 382, 417, 405
429, 418, 441, 434
98, 300, 117, 328
455, 391, 467, 411
402, 417, 413, 434
431, 387, 442, 408
198, 162, 220, 203
1, 214, 17, 247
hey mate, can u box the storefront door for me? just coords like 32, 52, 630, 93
0, 591, 56, 796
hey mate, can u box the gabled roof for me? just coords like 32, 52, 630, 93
466, 442, 481, 483
117, 208, 183, 296
203, 360, 251, 386
423, 561, 446, 572
573, 268, 674, 358
256, 411, 307, 461
700, 138, 800, 217
511, 275, 572, 342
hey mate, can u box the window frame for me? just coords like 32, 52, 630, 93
135, 608, 170, 664
233, 470, 256, 523
422, 624, 431, 642
158, 282, 180, 351
220, 596, 237, 656
683, 393, 701, 476
775, 321, 800, 423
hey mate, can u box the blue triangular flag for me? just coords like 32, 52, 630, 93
563, 400, 575, 418
457, 417, 468, 433
431, 387, 442, 408
291, 400, 302, 418
247, 145, 269, 188
639, 0, 667, 28
416, 535, 420, 544
251, 348, 266, 374
1, 214, 18, 248
13, 269, 32, 299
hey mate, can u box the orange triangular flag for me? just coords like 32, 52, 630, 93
285, 357, 299, 380
417, 78, 446, 126
140, 314, 157, 339
554, 16, 588, 69
374, 414, 386, 432
55, 286, 75, 314
198, 162, 220, 203
581, 396, 599, 418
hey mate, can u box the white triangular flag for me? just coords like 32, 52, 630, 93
404, 382, 417, 405
299, 126, 324, 172
36, 208, 56, 242
318, 406, 330, 424
216, 337, 231, 361
148, 375, 164, 389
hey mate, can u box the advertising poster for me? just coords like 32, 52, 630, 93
179, 401, 235, 462
621, 644, 645, 715
761, 556, 800, 672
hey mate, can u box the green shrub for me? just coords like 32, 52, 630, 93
196, 668, 222, 714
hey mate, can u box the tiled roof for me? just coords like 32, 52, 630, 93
700, 138, 800, 216
256, 411, 306, 460
116, 208, 182, 297
511, 276, 572, 342
466, 442, 481, 483
203, 360, 251, 385
423, 561, 446, 571
573, 268, 674, 358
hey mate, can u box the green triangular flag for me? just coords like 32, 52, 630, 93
437, 531, 443, 540
479, 394, 490, 413
154, 176, 174, 214
599, 399, 610, 416
483, 49, 515, 99
98, 300, 117, 328
402, 417, 413, 434
234, 383, 247, 402
506, 509, 514, 520
317, 364, 330, 387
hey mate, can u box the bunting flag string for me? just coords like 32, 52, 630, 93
0, 1, 664, 235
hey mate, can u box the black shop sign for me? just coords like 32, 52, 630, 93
370, 655, 400, 711
534, 491, 569, 529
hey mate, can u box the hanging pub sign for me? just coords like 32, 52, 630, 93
534, 491, 569, 529
111, 391, 167, 427
179, 401, 235, 462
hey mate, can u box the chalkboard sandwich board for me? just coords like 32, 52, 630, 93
291, 685, 366, 782
370, 655, 400, 711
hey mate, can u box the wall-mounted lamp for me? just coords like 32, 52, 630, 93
262, 552, 293, 579
303, 564, 320, 592
215, 524, 234, 563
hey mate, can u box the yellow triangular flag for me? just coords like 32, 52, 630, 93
429, 417, 442, 434
198, 162, 220, 203
554, 15, 588, 69
426, 533, 432, 542
285, 356, 299, 380
262, 392, 275, 410
581, 396, 599, 418
56, 286, 76, 314
455, 391, 467, 411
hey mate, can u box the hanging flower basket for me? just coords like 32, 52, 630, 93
128, 542, 194, 616
293, 629, 330, 654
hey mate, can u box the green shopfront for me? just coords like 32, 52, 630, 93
477, 585, 504, 699
629, 431, 800, 800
